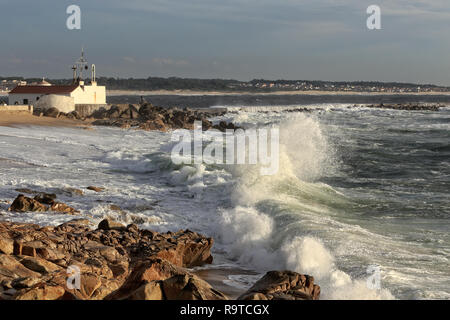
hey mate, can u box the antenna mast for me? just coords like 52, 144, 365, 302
75, 47, 88, 82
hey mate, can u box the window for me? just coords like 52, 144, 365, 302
23, 99, 28, 105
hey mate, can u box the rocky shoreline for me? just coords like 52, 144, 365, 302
29, 102, 445, 135
0, 192, 321, 300
34, 103, 238, 132
359, 103, 443, 111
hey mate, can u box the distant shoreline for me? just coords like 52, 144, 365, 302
3, 90, 450, 98
106, 89, 450, 96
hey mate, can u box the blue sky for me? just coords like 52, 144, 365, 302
1, 0, 450, 85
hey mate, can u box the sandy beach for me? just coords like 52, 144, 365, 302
0, 113, 91, 128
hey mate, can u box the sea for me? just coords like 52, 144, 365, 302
0, 94, 449, 300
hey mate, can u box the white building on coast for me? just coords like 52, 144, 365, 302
8, 50, 106, 114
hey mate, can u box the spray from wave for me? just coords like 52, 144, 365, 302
212, 114, 394, 299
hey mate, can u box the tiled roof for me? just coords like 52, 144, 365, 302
9, 84, 79, 95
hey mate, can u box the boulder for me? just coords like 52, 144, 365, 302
50, 202, 79, 215
0, 235, 14, 255
120, 105, 140, 119
107, 258, 227, 300
34, 193, 56, 205
13, 284, 66, 300
162, 274, 228, 300
18, 256, 61, 274
97, 218, 126, 231
238, 271, 321, 300
63, 188, 84, 196
43, 107, 60, 118
127, 282, 164, 300
87, 186, 105, 192
8, 195, 47, 212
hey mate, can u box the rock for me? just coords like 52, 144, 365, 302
120, 105, 140, 119
18, 256, 61, 274
64, 188, 84, 196
127, 282, 164, 300
0, 254, 41, 282
50, 202, 79, 215
87, 186, 104, 192
14, 188, 39, 194
13, 284, 66, 300
238, 271, 321, 300
97, 218, 126, 231
8, 195, 47, 212
11, 277, 41, 289
66, 111, 81, 120
109, 205, 122, 212
0, 220, 231, 301
0, 235, 14, 255
106, 105, 121, 118
107, 258, 227, 300
162, 274, 228, 300
43, 107, 60, 118
34, 193, 56, 205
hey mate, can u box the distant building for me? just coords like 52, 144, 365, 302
8, 50, 106, 113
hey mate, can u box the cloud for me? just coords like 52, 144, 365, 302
123, 56, 136, 63
152, 58, 190, 67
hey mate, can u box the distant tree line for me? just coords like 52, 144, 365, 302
1, 76, 449, 92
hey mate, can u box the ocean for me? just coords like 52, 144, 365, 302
0, 96, 449, 300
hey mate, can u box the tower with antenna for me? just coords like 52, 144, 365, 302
72, 47, 89, 84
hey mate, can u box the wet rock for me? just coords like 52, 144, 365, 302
34, 193, 57, 205
50, 202, 79, 215
64, 188, 84, 196
8, 195, 47, 212
14, 188, 39, 195
87, 186, 105, 192
238, 271, 321, 300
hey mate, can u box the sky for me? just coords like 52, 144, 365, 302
1, 0, 450, 85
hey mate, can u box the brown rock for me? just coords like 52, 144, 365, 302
18, 256, 61, 274
0, 254, 41, 282
8, 195, 47, 212
0, 235, 14, 255
97, 218, 126, 231
50, 202, 79, 215
238, 271, 321, 300
162, 274, 228, 300
14, 284, 65, 300
64, 188, 84, 196
127, 282, 164, 300
108, 259, 227, 300
33, 193, 56, 205
87, 186, 105, 192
